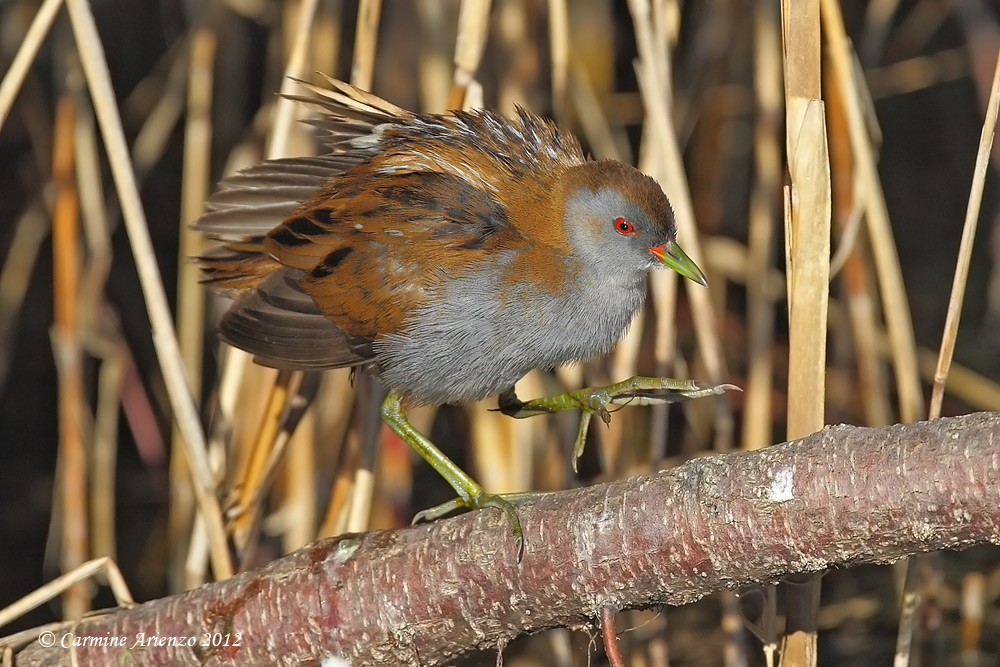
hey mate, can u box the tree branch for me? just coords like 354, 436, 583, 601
15, 412, 1000, 666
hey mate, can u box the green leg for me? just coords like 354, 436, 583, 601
497, 376, 737, 470
381, 391, 523, 549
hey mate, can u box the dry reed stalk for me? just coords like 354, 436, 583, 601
634, 0, 681, 470
52, 92, 90, 618
73, 92, 110, 332
320, 430, 360, 539
272, 0, 321, 157
471, 398, 530, 494
548, 0, 570, 121
310, 1, 341, 82
415, 0, 454, 112
568, 62, 624, 162
780, 1, 829, 665
860, 0, 904, 63
893, 553, 921, 667
341, 378, 378, 535
865, 46, 970, 98
606, 308, 644, 472
449, 0, 490, 108
351, 0, 382, 90
283, 406, 318, 551
701, 236, 785, 297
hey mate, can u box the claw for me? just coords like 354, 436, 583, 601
413, 492, 524, 560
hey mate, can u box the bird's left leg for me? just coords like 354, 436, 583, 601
497, 377, 738, 470
381, 390, 524, 554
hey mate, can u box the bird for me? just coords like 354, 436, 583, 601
195, 76, 708, 543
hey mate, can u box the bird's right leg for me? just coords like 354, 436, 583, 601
497, 377, 737, 471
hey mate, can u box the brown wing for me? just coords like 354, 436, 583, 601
265, 167, 521, 345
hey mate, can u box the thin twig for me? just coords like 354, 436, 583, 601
600, 606, 626, 667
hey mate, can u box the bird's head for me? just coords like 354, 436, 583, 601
560, 160, 707, 285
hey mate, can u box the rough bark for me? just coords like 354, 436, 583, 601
15, 412, 1000, 666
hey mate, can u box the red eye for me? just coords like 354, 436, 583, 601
615, 217, 634, 235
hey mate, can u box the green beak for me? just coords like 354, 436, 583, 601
650, 240, 708, 286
